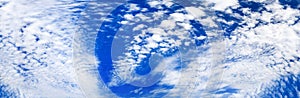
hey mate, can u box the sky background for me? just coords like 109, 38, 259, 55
0, 0, 300, 97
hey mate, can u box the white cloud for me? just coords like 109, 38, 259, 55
133, 24, 147, 31
159, 20, 176, 29
0, 0, 87, 97
170, 13, 186, 22
185, 7, 206, 18
124, 14, 134, 20
207, 0, 239, 11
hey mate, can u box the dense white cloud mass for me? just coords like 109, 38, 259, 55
0, 0, 300, 97
0, 0, 87, 97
